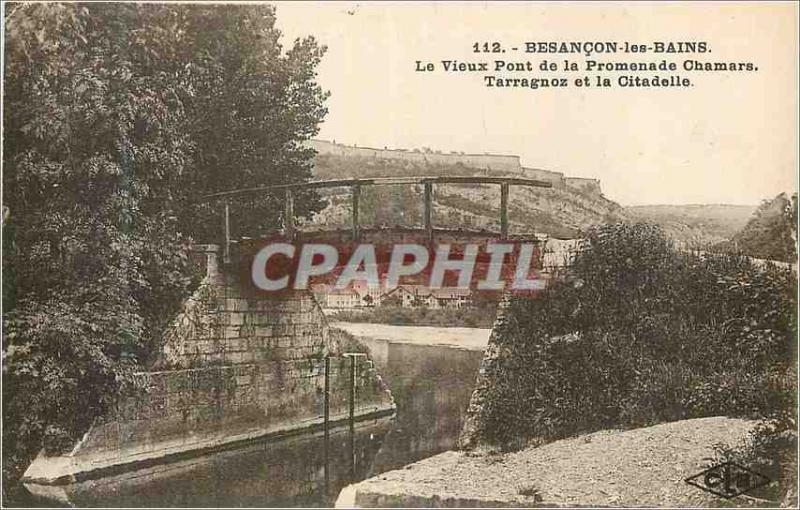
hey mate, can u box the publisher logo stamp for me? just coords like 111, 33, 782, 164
685, 462, 771, 499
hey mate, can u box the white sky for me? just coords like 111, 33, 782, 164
274, 1, 798, 206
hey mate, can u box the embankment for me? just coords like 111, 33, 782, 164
22, 245, 394, 503
342, 417, 758, 507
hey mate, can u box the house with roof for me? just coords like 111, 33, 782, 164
378, 285, 472, 309
312, 284, 364, 310
430, 288, 472, 309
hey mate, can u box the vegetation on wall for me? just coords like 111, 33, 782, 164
2, 3, 327, 494
468, 223, 796, 498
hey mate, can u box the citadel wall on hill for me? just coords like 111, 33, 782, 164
306, 139, 602, 196
306, 139, 521, 173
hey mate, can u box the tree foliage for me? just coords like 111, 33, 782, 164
2, 3, 327, 492
714, 192, 798, 263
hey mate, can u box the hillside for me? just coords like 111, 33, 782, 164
305, 140, 629, 238
626, 204, 756, 248
713, 192, 798, 262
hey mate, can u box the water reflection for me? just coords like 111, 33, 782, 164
59, 418, 391, 508
21, 342, 483, 507
370, 343, 483, 475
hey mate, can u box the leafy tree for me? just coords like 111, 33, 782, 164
714, 193, 798, 263
160, 5, 329, 240
2, 3, 327, 494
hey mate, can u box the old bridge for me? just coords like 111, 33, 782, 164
201, 175, 554, 263
22, 175, 560, 501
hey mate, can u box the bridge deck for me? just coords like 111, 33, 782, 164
201, 175, 553, 262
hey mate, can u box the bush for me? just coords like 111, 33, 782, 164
471, 223, 796, 450
328, 327, 370, 355
713, 418, 797, 506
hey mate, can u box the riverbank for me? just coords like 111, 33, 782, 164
339, 417, 759, 507
331, 322, 491, 351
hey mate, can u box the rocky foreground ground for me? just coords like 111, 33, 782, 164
339, 417, 763, 507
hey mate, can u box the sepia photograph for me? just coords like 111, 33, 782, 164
1, 1, 798, 508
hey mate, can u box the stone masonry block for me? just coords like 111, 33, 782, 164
228, 312, 245, 326
224, 298, 249, 312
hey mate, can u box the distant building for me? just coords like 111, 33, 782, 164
430, 288, 471, 309
379, 286, 419, 308
378, 285, 472, 309
313, 286, 362, 309
351, 281, 383, 307
312, 282, 474, 310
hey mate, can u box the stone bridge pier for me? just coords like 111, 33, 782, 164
21, 244, 395, 502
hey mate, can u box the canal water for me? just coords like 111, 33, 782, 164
23, 340, 484, 507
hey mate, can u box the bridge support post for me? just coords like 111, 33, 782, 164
500, 183, 509, 239
284, 188, 295, 241
349, 353, 357, 481
351, 185, 361, 241
344, 352, 366, 482
223, 202, 231, 264
323, 356, 330, 490
423, 182, 433, 243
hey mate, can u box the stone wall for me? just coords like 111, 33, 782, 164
40, 417, 394, 507
64, 357, 390, 469
307, 139, 522, 173
159, 252, 329, 367
519, 167, 566, 188
564, 177, 602, 196
22, 245, 395, 491
307, 140, 604, 198
458, 297, 514, 450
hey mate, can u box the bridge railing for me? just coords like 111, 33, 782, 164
201, 176, 553, 262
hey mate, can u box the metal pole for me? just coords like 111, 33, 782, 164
349, 354, 356, 481
324, 356, 330, 438
223, 202, 231, 263
351, 185, 361, 241
423, 182, 433, 243
323, 356, 330, 494
284, 188, 295, 241
500, 183, 509, 239
349, 355, 356, 431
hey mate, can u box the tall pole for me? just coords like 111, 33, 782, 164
323, 356, 330, 496
500, 182, 509, 239
349, 354, 357, 481
423, 182, 433, 244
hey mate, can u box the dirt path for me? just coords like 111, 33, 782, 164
343, 417, 760, 507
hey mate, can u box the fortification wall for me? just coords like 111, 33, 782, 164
565, 177, 602, 196
519, 167, 566, 188
307, 139, 522, 172
308, 139, 603, 197
23, 245, 394, 490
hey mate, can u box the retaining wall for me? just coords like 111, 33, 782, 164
22, 245, 395, 494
